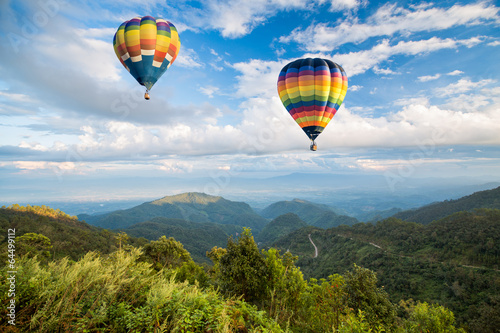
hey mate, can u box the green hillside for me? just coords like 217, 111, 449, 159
80, 192, 268, 232
260, 198, 358, 227
272, 209, 500, 331
256, 213, 308, 244
392, 186, 500, 224
124, 217, 243, 263
0, 205, 148, 261
310, 211, 358, 228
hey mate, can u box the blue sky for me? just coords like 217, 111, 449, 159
0, 0, 499, 204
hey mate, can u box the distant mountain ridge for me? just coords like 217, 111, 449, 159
392, 185, 500, 224
259, 198, 357, 228
79, 192, 268, 231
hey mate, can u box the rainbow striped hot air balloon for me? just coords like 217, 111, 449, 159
277, 58, 348, 150
113, 16, 181, 100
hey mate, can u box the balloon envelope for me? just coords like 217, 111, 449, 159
113, 16, 181, 91
277, 58, 348, 141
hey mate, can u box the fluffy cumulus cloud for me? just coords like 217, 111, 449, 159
280, 2, 499, 51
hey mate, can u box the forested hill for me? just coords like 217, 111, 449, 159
272, 208, 500, 331
392, 185, 500, 224
259, 198, 357, 227
0, 205, 147, 261
256, 213, 308, 244
79, 192, 268, 231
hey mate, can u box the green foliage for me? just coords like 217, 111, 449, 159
297, 275, 349, 332
141, 235, 192, 270
401, 301, 466, 333
216, 228, 269, 304
344, 264, 396, 329
0, 248, 284, 332
262, 247, 307, 326
15, 232, 52, 260
173, 261, 211, 289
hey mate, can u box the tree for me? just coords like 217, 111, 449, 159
263, 248, 306, 324
16, 232, 52, 260
404, 301, 465, 332
344, 264, 396, 329
216, 228, 268, 304
114, 231, 129, 251
141, 236, 192, 270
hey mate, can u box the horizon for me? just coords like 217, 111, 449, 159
1, 0, 499, 205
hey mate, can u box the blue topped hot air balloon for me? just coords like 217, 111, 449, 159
113, 16, 181, 100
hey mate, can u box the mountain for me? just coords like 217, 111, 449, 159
260, 198, 345, 220
392, 186, 500, 224
256, 213, 308, 244
310, 211, 358, 228
259, 198, 357, 228
124, 217, 243, 264
79, 192, 268, 232
272, 209, 500, 330
0, 205, 147, 261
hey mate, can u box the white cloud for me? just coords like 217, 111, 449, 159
327, 0, 363, 11
199, 85, 220, 98
335, 37, 484, 77
373, 66, 400, 75
447, 70, 464, 76
33, 30, 121, 82
418, 74, 441, 82
280, 2, 499, 51
202, 0, 363, 38
205, 0, 299, 38
349, 85, 362, 91
232, 59, 286, 99
435, 78, 496, 97
13, 161, 76, 171
19, 141, 49, 151
158, 160, 194, 173
175, 48, 203, 68
393, 97, 430, 106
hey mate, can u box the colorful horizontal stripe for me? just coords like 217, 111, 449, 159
113, 16, 181, 91
277, 58, 348, 140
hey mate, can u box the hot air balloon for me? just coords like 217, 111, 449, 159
113, 16, 181, 100
277, 58, 348, 150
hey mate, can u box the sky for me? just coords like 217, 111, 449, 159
0, 0, 499, 205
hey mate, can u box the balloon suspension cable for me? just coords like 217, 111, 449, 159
310, 140, 317, 151
144, 89, 150, 100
